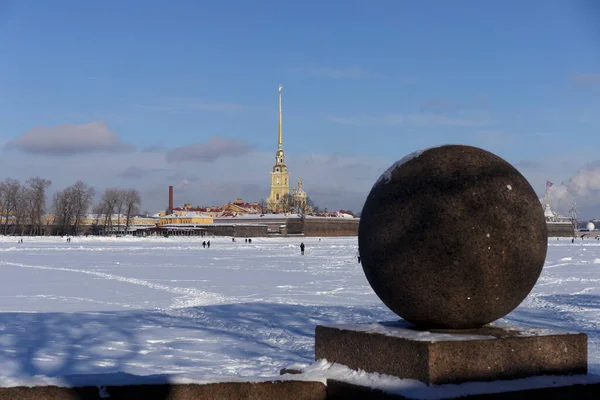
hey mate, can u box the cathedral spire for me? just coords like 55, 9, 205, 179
278, 85, 283, 150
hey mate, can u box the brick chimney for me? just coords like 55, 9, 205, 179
168, 186, 174, 214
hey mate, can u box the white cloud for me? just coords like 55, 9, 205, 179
141, 144, 168, 153
515, 156, 600, 219
165, 136, 254, 163
0, 145, 395, 216
4, 121, 134, 156
571, 73, 600, 87
7, 130, 597, 219
118, 166, 167, 179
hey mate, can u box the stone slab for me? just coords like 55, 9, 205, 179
0, 381, 327, 400
315, 322, 587, 385
326, 379, 600, 399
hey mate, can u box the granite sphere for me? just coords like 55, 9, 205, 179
358, 145, 548, 329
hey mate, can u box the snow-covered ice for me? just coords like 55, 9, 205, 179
0, 235, 599, 390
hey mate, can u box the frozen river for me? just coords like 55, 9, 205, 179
0, 235, 598, 387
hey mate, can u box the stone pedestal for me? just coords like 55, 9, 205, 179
315, 321, 587, 385
326, 379, 600, 399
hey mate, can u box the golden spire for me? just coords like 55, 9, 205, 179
278, 85, 283, 150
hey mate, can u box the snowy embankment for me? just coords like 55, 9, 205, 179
0, 235, 598, 392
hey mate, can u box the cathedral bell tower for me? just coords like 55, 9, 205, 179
267, 85, 290, 212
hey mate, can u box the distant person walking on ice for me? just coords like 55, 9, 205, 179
300, 242, 305, 255
356, 250, 361, 263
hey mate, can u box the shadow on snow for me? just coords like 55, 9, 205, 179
0, 295, 597, 396
0, 302, 393, 388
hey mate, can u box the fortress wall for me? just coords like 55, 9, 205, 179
208, 218, 359, 237
204, 225, 269, 237
233, 225, 269, 237
301, 218, 359, 237
6, 219, 357, 238
286, 218, 304, 235
213, 218, 287, 232
547, 223, 575, 237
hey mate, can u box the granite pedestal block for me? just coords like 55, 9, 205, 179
315, 322, 587, 385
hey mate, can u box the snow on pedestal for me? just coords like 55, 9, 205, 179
315, 321, 587, 385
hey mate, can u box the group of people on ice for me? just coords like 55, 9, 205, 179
570, 235, 600, 243
231, 237, 253, 243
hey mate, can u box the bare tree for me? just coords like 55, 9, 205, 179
53, 181, 95, 235
98, 189, 121, 235
123, 189, 141, 233
26, 177, 52, 235
52, 188, 74, 235
258, 198, 268, 214
91, 203, 104, 235
0, 178, 21, 235
71, 181, 95, 235
92, 203, 103, 225
94, 188, 144, 235
114, 189, 126, 234
12, 185, 30, 235
279, 194, 296, 214
304, 197, 316, 215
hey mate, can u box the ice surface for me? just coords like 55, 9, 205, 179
0, 235, 599, 389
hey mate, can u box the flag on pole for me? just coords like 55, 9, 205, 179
546, 180, 553, 188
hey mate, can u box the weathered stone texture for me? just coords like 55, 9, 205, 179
315, 324, 587, 385
326, 379, 600, 399
0, 381, 327, 400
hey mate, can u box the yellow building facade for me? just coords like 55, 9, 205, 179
42, 214, 160, 227
159, 212, 213, 225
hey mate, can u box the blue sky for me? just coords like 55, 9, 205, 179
1, 0, 599, 216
